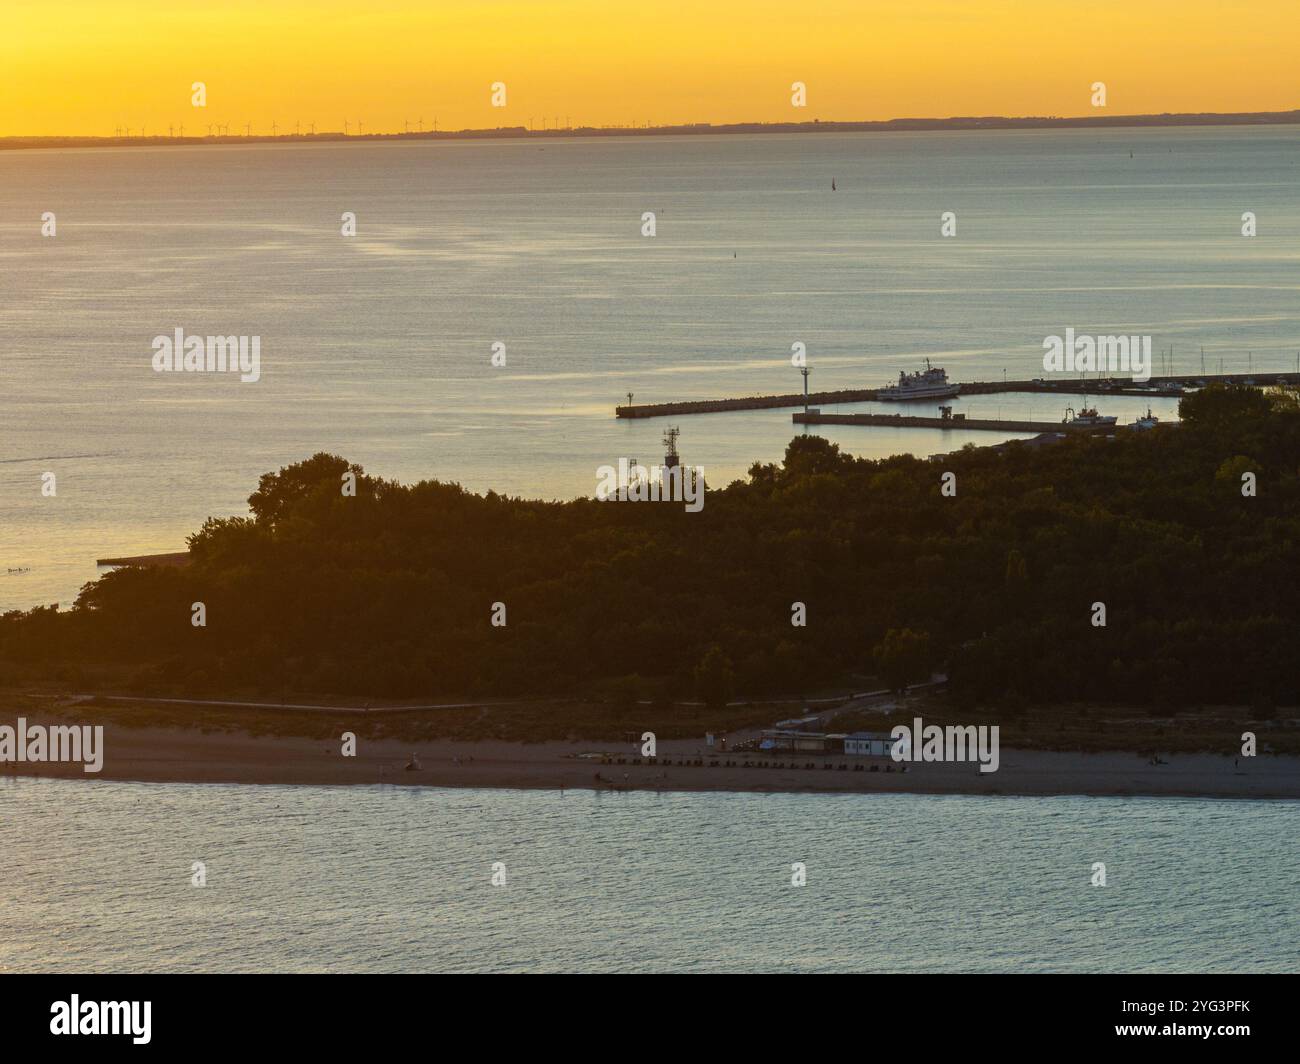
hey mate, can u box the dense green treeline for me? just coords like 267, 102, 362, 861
3, 385, 1297, 709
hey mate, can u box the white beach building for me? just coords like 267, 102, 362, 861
843, 731, 898, 757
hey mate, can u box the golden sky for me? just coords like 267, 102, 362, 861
3, 1, 1297, 136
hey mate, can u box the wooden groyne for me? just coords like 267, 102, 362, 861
616, 371, 1300, 419
792, 411, 1112, 433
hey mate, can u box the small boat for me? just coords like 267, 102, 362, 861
1133, 408, 1159, 431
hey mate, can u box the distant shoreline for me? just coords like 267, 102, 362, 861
7, 720, 1297, 801
5, 109, 1300, 152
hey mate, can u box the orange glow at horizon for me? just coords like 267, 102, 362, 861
3, 1, 1298, 137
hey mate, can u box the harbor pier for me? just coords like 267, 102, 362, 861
791, 411, 1111, 433
616, 388, 881, 419
615, 371, 1300, 420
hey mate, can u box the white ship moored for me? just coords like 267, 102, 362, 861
877, 359, 960, 401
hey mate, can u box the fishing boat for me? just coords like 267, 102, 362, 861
1062, 406, 1118, 428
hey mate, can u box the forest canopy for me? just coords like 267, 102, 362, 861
3, 384, 1297, 710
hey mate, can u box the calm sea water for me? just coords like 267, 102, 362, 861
0, 777, 1294, 973
2, 127, 1298, 608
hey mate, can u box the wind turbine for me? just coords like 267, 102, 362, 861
271, 120, 278, 136
357, 119, 363, 135
418, 117, 423, 133
179, 123, 184, 137
309, 121, 315, 134
295, 119, 301, 135
344, 119, 350, 135
245, 122, 251, 136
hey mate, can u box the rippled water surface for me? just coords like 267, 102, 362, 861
1, 778, 1295, 972
3, 128, 1297, 607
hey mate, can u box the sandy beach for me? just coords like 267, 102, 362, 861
5, 717, 1298, 799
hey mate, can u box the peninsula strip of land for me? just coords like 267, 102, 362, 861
5, 109, 1300, 151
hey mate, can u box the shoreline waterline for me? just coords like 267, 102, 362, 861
5, 723, 1296, 801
